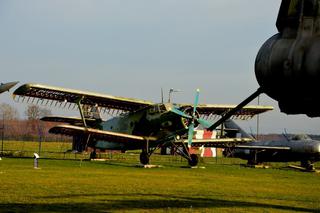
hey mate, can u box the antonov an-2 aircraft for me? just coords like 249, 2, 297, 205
13, 83, 273, 166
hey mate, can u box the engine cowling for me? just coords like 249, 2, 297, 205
181, 107, 200, 129
255, 0, 320, 117
255, 34, 320, 117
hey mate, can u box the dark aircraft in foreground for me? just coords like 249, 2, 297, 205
13, 83, 273, 166
224, 120, 320, 171
246, 0, 320, 117
0, 81, 18, 94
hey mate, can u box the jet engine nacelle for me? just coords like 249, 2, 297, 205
255, 34, 320, 117
255, 0, 320, 117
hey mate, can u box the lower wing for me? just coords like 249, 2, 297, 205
49, 124, 157, 144
41, 116, 98, 126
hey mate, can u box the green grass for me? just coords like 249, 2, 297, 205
0, 157, 319, 212
1, 140, 72, 153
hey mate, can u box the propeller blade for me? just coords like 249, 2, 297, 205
197, 118, 212, 129
193, 89, 200, 115
188, 89, 200, 147
170, 108, 192, 119
188, 122, 194, 147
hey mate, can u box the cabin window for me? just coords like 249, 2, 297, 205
149, 104, 166, 114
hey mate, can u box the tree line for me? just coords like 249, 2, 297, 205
0, 103, 70, 142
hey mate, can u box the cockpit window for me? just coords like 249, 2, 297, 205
149, 104, 167, 114
159, 104, 166, 112
291, 134, 311, 141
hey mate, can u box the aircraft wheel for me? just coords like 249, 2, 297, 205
247, 159, 257, 165
188, 154, 199, 167
90, 151, 97, 159
301, 160, 314, 171
140, 152, 149, 165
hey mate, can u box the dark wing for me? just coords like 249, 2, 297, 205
180, 104, 273, 120
49, 124, 157, 144
13, 83, 154, 114
41, 116, 98, 126
182, 138, 254, 148
235, 145, 291, 150
0, 81, 19, 94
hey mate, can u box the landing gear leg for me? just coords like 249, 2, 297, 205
169, 141, 200, 167
90, 150, 97, 159
139, 135, 161, 165
247, 150, 259, 165
140, 137, 151, 165
140, 151, 150, 165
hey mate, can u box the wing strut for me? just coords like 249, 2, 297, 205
208, 87, 264, 131
76, 96, 87, 128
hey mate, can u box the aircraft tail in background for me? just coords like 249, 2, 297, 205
224, 119, 255, 140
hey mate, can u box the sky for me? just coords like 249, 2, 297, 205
0, 0, 320, 134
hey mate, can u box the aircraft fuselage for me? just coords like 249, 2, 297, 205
95, 103, 189, 151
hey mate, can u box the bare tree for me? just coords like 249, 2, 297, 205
40, 108, 52, 118
25, 105, 52, 120
0, 103, 19, 120
25, 105, 41, 120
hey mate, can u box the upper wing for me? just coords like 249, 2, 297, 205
180, 104, 273, 120
13, 83, 154, 114
49, 124, 157, 143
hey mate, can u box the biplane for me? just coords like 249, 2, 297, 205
13, 83, 273, 166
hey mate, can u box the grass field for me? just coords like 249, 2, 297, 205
0, 155, 319, 212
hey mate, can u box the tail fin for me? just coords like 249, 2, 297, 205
224, 119, 255, 140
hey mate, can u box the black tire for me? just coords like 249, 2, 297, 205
188, 154, 198, 167
301, 160, 314, 171
140, 152, 150, 165
90, 151, 97, 159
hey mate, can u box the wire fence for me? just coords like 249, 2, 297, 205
0, 140, 248, 166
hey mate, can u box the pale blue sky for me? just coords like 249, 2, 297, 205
1, 0, 320, 134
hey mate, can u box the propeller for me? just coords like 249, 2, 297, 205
170, 89, 213, 147
187, 89, 200, 147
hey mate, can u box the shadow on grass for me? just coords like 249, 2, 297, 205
1, 193, 318, 212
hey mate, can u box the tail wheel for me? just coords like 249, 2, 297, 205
188, 154, 199, 167
140, 152, 150, 165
